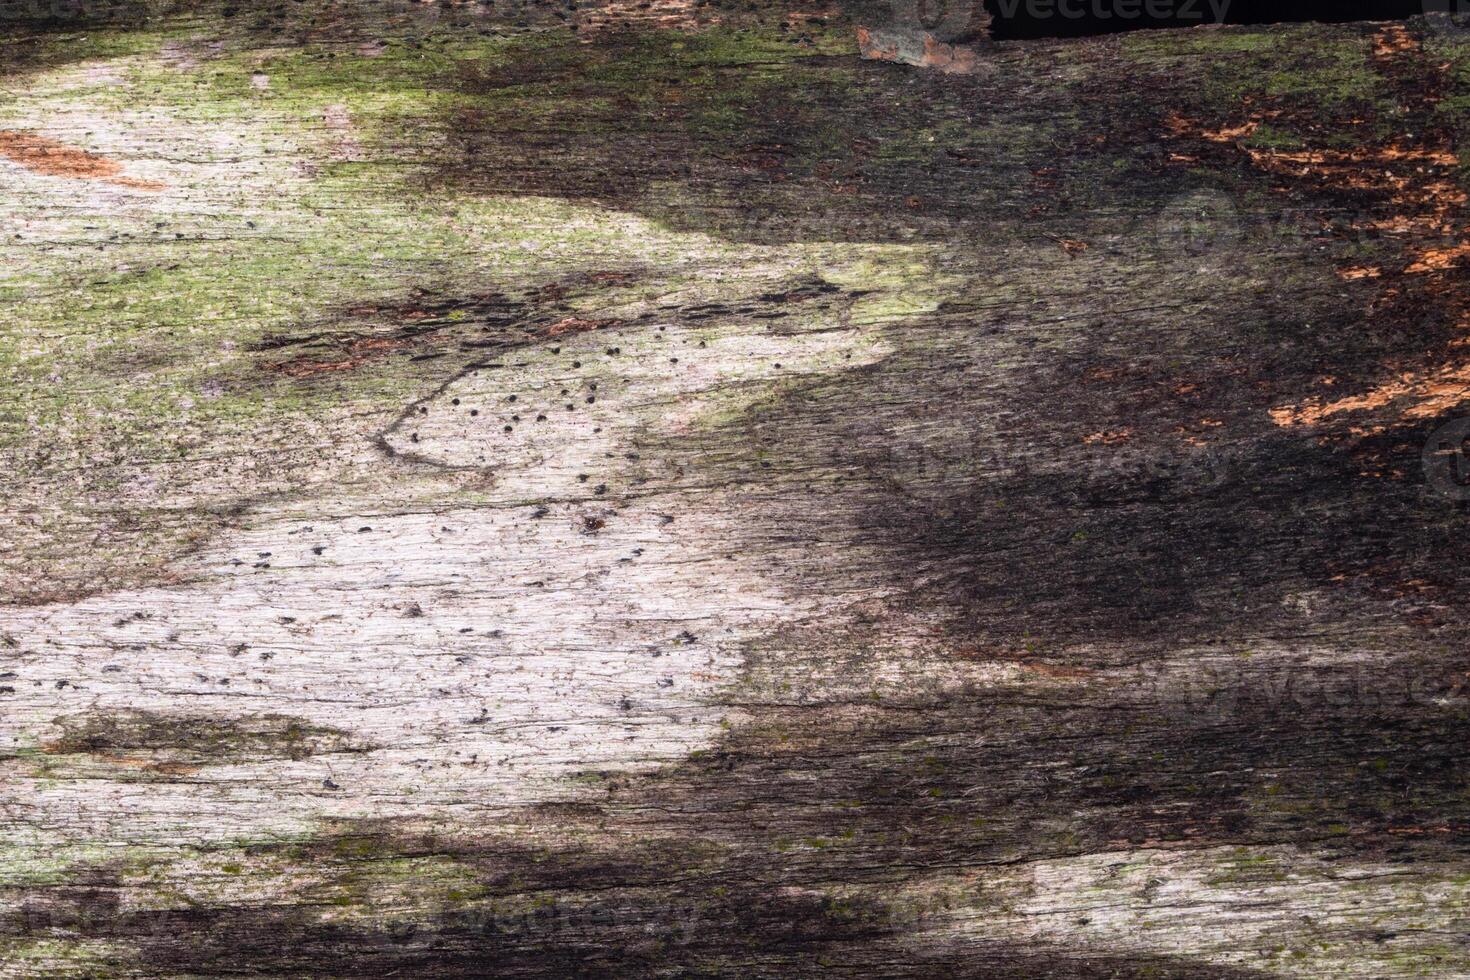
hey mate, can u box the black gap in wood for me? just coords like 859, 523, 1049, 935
986, 0, 1435, 39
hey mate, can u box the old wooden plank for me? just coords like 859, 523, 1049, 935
2, 3, 1469, 976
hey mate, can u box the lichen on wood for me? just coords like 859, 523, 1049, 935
2, 2, 1470, 976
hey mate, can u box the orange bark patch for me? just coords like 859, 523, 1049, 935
1056, 237, 1089, 257
1272, 362, 1470, 428
1169, 27, 1470, 434
855, 26, 984, 75
1406, 242, 1470, 274
272, 337, 411, 377
573, 0, 717, 35
544, 316, 619, 337
1201, 121, 1260, 143
1083, 429, 1132, 446
38, 740, 201, 776
0, 130, 164, 191
109, 176, 168, 191
1373, 23, 1418, 58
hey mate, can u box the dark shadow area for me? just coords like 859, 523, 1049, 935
988, 0, 1433, 39
26, 660, 1465, 976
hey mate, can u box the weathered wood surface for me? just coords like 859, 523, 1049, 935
2, 2, 1470, 976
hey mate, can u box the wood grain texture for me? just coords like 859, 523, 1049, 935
2, 2, 1470, 976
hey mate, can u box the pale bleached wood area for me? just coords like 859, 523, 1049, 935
2, 1, 1470, 976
